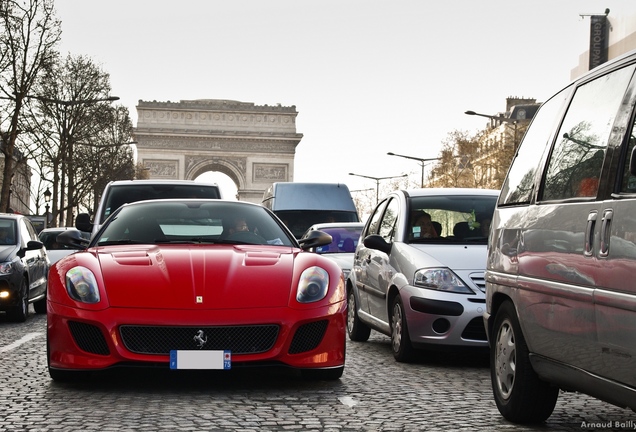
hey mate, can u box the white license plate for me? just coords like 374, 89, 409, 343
169, 350, 231, 370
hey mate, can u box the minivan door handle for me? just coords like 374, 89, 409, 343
599, 209, 613, 257
584, 211, 597, 257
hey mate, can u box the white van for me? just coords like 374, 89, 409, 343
262, 182, 360, 238
76, 180, 222, 237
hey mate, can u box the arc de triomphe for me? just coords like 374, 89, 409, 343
133, 99, 302, 203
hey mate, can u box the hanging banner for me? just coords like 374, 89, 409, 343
589, 15, 608, 70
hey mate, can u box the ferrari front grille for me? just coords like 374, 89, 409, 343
288, 320, 328, 354
68, 321, 110, 356
119, 324, 279, 355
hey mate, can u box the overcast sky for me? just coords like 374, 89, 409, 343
54, 0, 636, 198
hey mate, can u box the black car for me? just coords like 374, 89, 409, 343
0, 214, 49, 322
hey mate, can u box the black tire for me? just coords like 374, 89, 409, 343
347, 289, 371, 342
48, 367, 85, 382
7, 278, 28, 322
391, 295, 414, 362
33, 294, 47, 314
491, 300, 559, 423
47, 334, 85, 382
301, 366, 344, 381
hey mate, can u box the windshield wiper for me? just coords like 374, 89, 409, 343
97, 239, 145, 246
155, 238, 218, 244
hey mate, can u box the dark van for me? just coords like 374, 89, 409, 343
485, 48, 636, 423
77, 180, 222, 237
262, 182, 360, 238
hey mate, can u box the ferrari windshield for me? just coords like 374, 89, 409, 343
94, 200, 296, 247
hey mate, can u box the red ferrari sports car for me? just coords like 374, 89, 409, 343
47, 199, 346, 381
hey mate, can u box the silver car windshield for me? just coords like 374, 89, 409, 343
408, 195, 497, 243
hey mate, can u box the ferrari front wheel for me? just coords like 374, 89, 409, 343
301, 366, 344, 381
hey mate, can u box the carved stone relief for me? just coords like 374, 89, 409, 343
143, 159, 178, 179
253, 164, 288, 182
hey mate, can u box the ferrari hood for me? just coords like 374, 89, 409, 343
97, 245, 296, 309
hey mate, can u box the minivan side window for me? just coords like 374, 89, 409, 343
620, 123, 636, 193
499, 88, 570, 205
541, 65, 636, 201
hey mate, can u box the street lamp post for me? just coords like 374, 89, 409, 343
349, 172, 408, 204
43, 188, 51, 227
464, 110, 518, 150
387, 152, 441, 188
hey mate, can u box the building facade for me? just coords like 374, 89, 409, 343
0, 146, 32, 215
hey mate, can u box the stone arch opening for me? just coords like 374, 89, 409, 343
133, 99, 303, 204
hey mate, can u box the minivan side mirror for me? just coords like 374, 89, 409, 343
75, 212, 93, 233
630, 144, 636, 176
363, 234, 392, 255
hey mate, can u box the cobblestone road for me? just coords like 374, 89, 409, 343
0, 310, 633, 431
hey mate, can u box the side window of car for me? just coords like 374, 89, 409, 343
619, 122, 636, 193
378, 198, 399, 242
366, 199, 388, 235
499, 87, 570, 205
541, 64, 636, 201
18, 220, 31, 247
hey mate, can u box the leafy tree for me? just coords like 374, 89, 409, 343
429, 130, 481, 188
74, 105, 135, 215
0, 0, 60, 212
24, 54, 133, 226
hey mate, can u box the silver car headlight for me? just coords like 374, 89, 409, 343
66, 267, 100, 304
414, 268, 473, 294
297, 266, 329, 303
0, 261, 13, 275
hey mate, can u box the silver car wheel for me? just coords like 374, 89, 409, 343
346, 291, 356, 334
494, 317, 516, 399
391, 302, 404, 353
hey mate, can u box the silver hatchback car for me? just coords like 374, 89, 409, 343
348, 188, 498, 361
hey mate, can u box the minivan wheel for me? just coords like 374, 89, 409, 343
347, 289, 371, 342
491, 300, 559, 423
391, 295, 414, 362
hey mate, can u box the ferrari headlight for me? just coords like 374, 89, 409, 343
414, 268, 473, 294
297, 266, 329, 303
0, 261, 13, 275
66, 267, 100, 304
